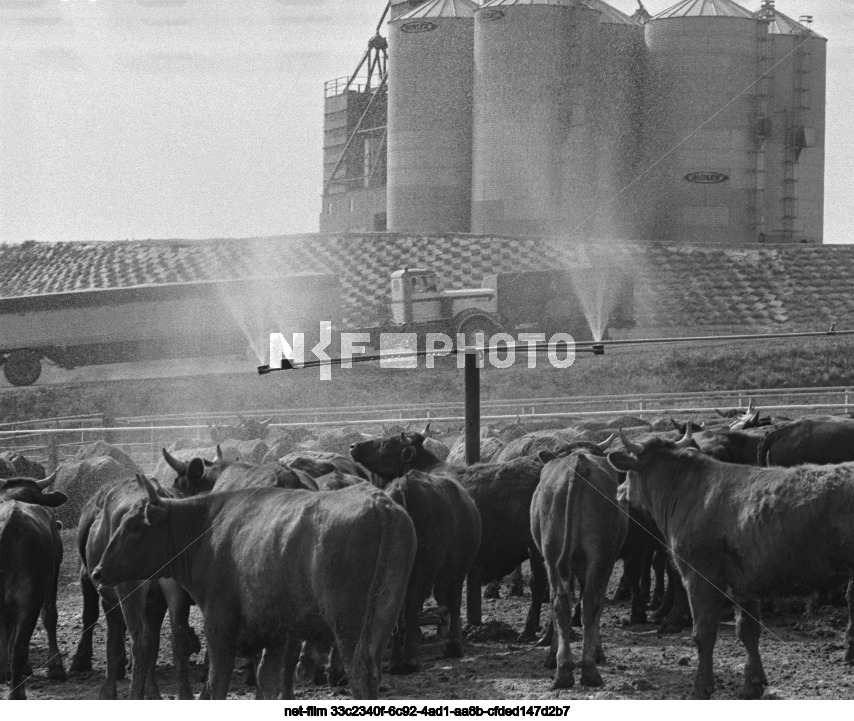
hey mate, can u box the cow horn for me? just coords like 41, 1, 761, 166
136, 474, 161, 505
35, 471, 57, 489
670, 418, 683, 432
597, 432, 616, 451
215, 444, 224, 463
162, 449, 188, 474
421, 421, 431, 436
675, 424, 694, 448
619, 429, 644, 456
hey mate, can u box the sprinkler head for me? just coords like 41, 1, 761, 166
591, 343, 605, 356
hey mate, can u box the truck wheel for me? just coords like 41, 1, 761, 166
3, 350, 42, 386
456, 315, 501, 349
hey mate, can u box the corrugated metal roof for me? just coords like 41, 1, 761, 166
653, 0, 754, 19
756, 6, 824, 38
583, 0, 641, 25
398, 0, 479, 19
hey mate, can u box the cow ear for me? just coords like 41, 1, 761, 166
188, 458, 205, 484
607, 451, 638, 472
537, 450, 557, 463
36, 491, 68, 508
144, 502, 168, 525
401, 446, 416, 463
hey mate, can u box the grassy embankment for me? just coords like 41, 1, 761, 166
1, 335, 852, 423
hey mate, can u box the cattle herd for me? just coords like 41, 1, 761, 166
2, 406, 854, 701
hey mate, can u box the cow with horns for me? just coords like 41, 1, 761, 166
609, 425, 854, 699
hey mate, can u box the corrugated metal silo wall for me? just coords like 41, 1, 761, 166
642, 17, 763, 245
471, 4, 575, 237
569, 20, 646, 239
759, 31, 825, 245
387, 15, 475, 234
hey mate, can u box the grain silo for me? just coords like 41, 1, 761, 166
562, 0, 644, 239
641, 0, 766, 245
755, 0, 826, 244
471, 0, 584, 237
387, 0, 479, 235
392, 0, 432, 20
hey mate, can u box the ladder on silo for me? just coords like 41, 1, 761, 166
783, 30, 812, 242
750, 18, 772, 241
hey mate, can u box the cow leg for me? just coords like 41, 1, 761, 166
623, 548, 647, 625
519, 550, 547, 642
538, 613, 554, 648
123, 595, 163, 700
163, 586, 194, 700
659, 569, 692, 634
579, 564, 611, 687
8, 617, 38, 700
549, 583, 576, 690
639, 546, 653, 604
509, 566, 526, 597
203, 635, 236, 700
466, 566, 483, 627
0, 617, 8, 685
650, 550, 667, 611
280, 637, 302, 700
845, 580, 854, 663
41, 565, 66, 682
99, 598, 125, 699
683, 575, 723, 700
735, 599, 767, 699
70, 565, 100, 673
443, 570, 466, 659
256, 645, 286, 700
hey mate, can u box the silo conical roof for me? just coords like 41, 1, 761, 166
755, 5, 824, 38
653, 0, 754, 19
479, 0, 575, 7
583, 0, 641, 25
397, 0, 479, 18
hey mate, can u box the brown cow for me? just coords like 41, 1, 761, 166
380, 471, 481, 672
93, 477, 416, 700
609, 429, 854, 699
0, 475, 67, 699
757, 418, 854, 467
532, 449, 627, 689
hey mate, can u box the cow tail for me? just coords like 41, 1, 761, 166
351, 495, 407, 698
556, 455, 582, 602
756, 429, 778, 467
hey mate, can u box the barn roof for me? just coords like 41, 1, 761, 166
0, 236, 850, 331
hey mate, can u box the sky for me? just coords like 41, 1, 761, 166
0, 0, 850, 243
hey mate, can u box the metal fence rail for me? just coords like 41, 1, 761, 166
2, 386, 853, 475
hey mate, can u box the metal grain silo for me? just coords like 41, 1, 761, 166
387, 0, 479, 234
641, 0, 765, 244
471, 0, 581, 237
562, 1, 644, 238
755, 1, 826, 244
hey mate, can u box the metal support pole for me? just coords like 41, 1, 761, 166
465, 349, 481, 466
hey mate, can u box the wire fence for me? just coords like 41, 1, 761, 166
1, 385, 852, 475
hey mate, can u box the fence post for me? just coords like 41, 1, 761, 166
48, 434, 59, 474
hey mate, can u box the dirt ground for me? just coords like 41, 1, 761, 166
18, 531, 854, 701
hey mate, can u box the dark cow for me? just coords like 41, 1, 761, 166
378, 470, 481, 672
0, 452, 46, 480
757, 419, 854, 467
72, 477, 196, 699
280, 451, 375, 482
0, 475, 67, 699
93, 476, 416, 700
351, 431, 612, 640
531, 449, 627, 689
609, 430, 854, 699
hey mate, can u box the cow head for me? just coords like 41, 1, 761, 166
350, 427, 441, 481
536, 433, 616, 463
163, 447, 225, 496
0, 472, 66, 507
607, 428, 700, 512
670, 418, 706, 435
92, 474, 171, 587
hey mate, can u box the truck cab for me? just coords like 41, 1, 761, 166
389, 268, 496, 326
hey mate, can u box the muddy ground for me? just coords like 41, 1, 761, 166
18, 530, 854, 701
